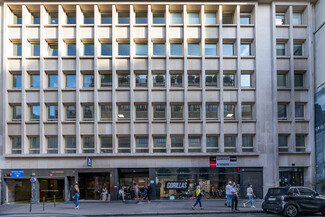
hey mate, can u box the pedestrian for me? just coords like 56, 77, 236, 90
134, 183, 139, 200
72, 183, 80, 209
101, 184, 108, 201
192, 185, 204, 210
243, 184, 256, 208
119, 187, 125, 201
225, 181, 232, 207
231, 182, 239, 212
142, 184, 151, 203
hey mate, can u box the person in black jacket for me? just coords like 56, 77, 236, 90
142, 184, 151, 203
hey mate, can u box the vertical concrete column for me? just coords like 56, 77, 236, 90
236, 5, 242, 153
201, 5, 207, 153
149, 168, 156, 200
76, 5, 81, 154
94, 5, 99, 153
64, 176, 70, 202
165, 5, 171, 153
219, 5, 224, 153
22, 5, 28, 154
183, 5, 189, 153
31, 179, 39, 203
112, 5, 117, 153
40, 5, 45, 154
113, 168, 119, 200
130, 5, 135, 153
148, 5, 153, 153
58, 5, 64, 154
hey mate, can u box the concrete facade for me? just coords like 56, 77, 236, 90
0, 0, 317, 203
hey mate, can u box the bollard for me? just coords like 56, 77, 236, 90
43, 196, 45, 211
54, 195, 56, 207
29, 198, 32, 212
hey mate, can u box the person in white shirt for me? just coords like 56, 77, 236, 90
243, 184, 256, 208
134, 183, 139, 200
225, 181, 232, 207
119, 187, 125, 202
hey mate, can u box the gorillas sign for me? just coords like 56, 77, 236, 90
165, 181, 189, 190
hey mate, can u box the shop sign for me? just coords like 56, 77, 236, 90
216, 157, 237, 167
87, 156, 93, 168
210, 157, 217, 167
10, 170, 24, 177
165, 181, 189, 190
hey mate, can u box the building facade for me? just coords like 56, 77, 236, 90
0, 0, 317, 203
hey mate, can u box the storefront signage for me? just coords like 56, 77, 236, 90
210, 157, 217, 167
87, 157, 93, 168
216, 157, 237, 167
165, 181, 189, 190
10, 170, 24, 177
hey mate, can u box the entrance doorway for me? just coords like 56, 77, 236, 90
78, 173, 110, 200
119, 169, 149, 200
6, 179, 31, 203
39, 179, 65, 202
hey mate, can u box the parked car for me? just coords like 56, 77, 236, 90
262, 186, 325, 217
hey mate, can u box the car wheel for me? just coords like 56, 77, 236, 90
284, 205, 298, 217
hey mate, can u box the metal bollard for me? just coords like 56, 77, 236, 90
29, 198, 32, 212
43, 196, 45, 211
54, 195, 56, 207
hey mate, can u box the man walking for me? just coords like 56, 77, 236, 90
231, 182, 239, 212
225, 181, 232, 207
243, 184, 256, 208
134, 183, 139, 200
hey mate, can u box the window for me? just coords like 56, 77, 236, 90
170, 43, 182, 56
171, 136, 184, 152
84, 43, 94, 56
30, 105, 40, 120
12, 137, 21, 154
136, 43, 148, 56
294, 73, 304, 87
118, 12, 130, 24
30, 74, 40, 88
170, 12, 182, 24
294, 43, 303, 56
136, 12, 147, 24
31, 12, 40, 24
101, 74, 112, 87
188, 136, 201, 152
118, 104, 130, 120
278, 104, 287, 120
48, 105, 58, 120
298, 188, 315, 196
223, 13, 234, 24
136, 74, 147, 87
276, 43, 285, 56
276, 14, 285, 25
118, 73, 130, 87
136, 136, 149, 153
101, 137, 113, 153
48, 74, 58, 88
83, 105, 94, 120
296, 135, 306, 152
223, 74, 235, 87
83, 12, 94, 24
153, 43, 165, 56
293, 13, 302, 25
48, 43, 58, 56
101, 43, 112, 56
170, 73, 183, 87
13, 43, 22, 56
188, 104, 201, 119
153, 136, 166, 153
205, 13, 216, 24
153, 104, 165, 119
295, 103, 304, 120
171, 104, 183, 119
206, 103, 218, 119
224, 104, 235, 120
136, 104, 148, 119
153, 73, 165, 87
13, 105, 21, 120
188, 73, 200, 87
205, 73, 217, 87
242, 104, 253, 120
118, 136, 130, 153
278, 135, 288, 152
13, 74, 22, 88
188, 13, 199, 24
66, 105, 76, 120
101, 104, 112, 120
223, 43, 234, 56
66, 74, 76, 87
83, 74, 94, 87
67, 43, 76, 56
241, 74, 252, 87
205, 44, 217, 56
153, 13, 165, 24
240, 43, 251, 56
101, 12, 112, 24
118, 43, 130, 56
242, 135, 254, 152
240, 14, 251, 24
83, 136, 94, 153
67, 12, 76, 24
13, 12, 22, 24
224, 135, 236, 152
47, 137, 58, 154
29, 136, 40, 154
31, 43, 40, 56
206, 136, 218, 152
65, 136, 76, 153
49, 12, 58, 24
277, 73, 287, 87
188, 43, 200, 56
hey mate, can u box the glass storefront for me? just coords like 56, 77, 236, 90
79, 173, 110, 200
119, 168, 149, 200
39, 179, 65, 202
279, 167, 304, 186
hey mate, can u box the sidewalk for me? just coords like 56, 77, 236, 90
0, 199, 263, 216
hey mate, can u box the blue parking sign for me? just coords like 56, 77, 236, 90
10, 170, 24, 177
87, 157, 92, 168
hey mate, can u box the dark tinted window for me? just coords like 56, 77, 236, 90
287, 188, 299, 195
268, 188, 288, 196
298, 188, 315, 196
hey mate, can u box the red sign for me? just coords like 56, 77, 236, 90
209, 157, 216, 167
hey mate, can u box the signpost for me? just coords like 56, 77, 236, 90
87, 157, 93, 168
10, 170, 24, 177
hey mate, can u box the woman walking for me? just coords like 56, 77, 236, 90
192, 185, 204, 210
72, 183, 80, 209
243, 184, 256, 208
231, 182, 239, 212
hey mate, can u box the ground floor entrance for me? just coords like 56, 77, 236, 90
78, 173, 110, 200
39, 179, 64, 202
119, 169, 149, 200
6, 179, 31, 203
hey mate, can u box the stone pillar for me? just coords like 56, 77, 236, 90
113, 168, 119, 200
31, 179, 39, 203
149, 168, 156, 200
64, 176, 70, 202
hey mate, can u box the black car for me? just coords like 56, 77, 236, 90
262, 187, 325, 217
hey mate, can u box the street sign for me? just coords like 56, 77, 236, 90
216, 156, 237, 167
10, 170, 24, 177
30, 177, 36, 183
87, 156, 93, 168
